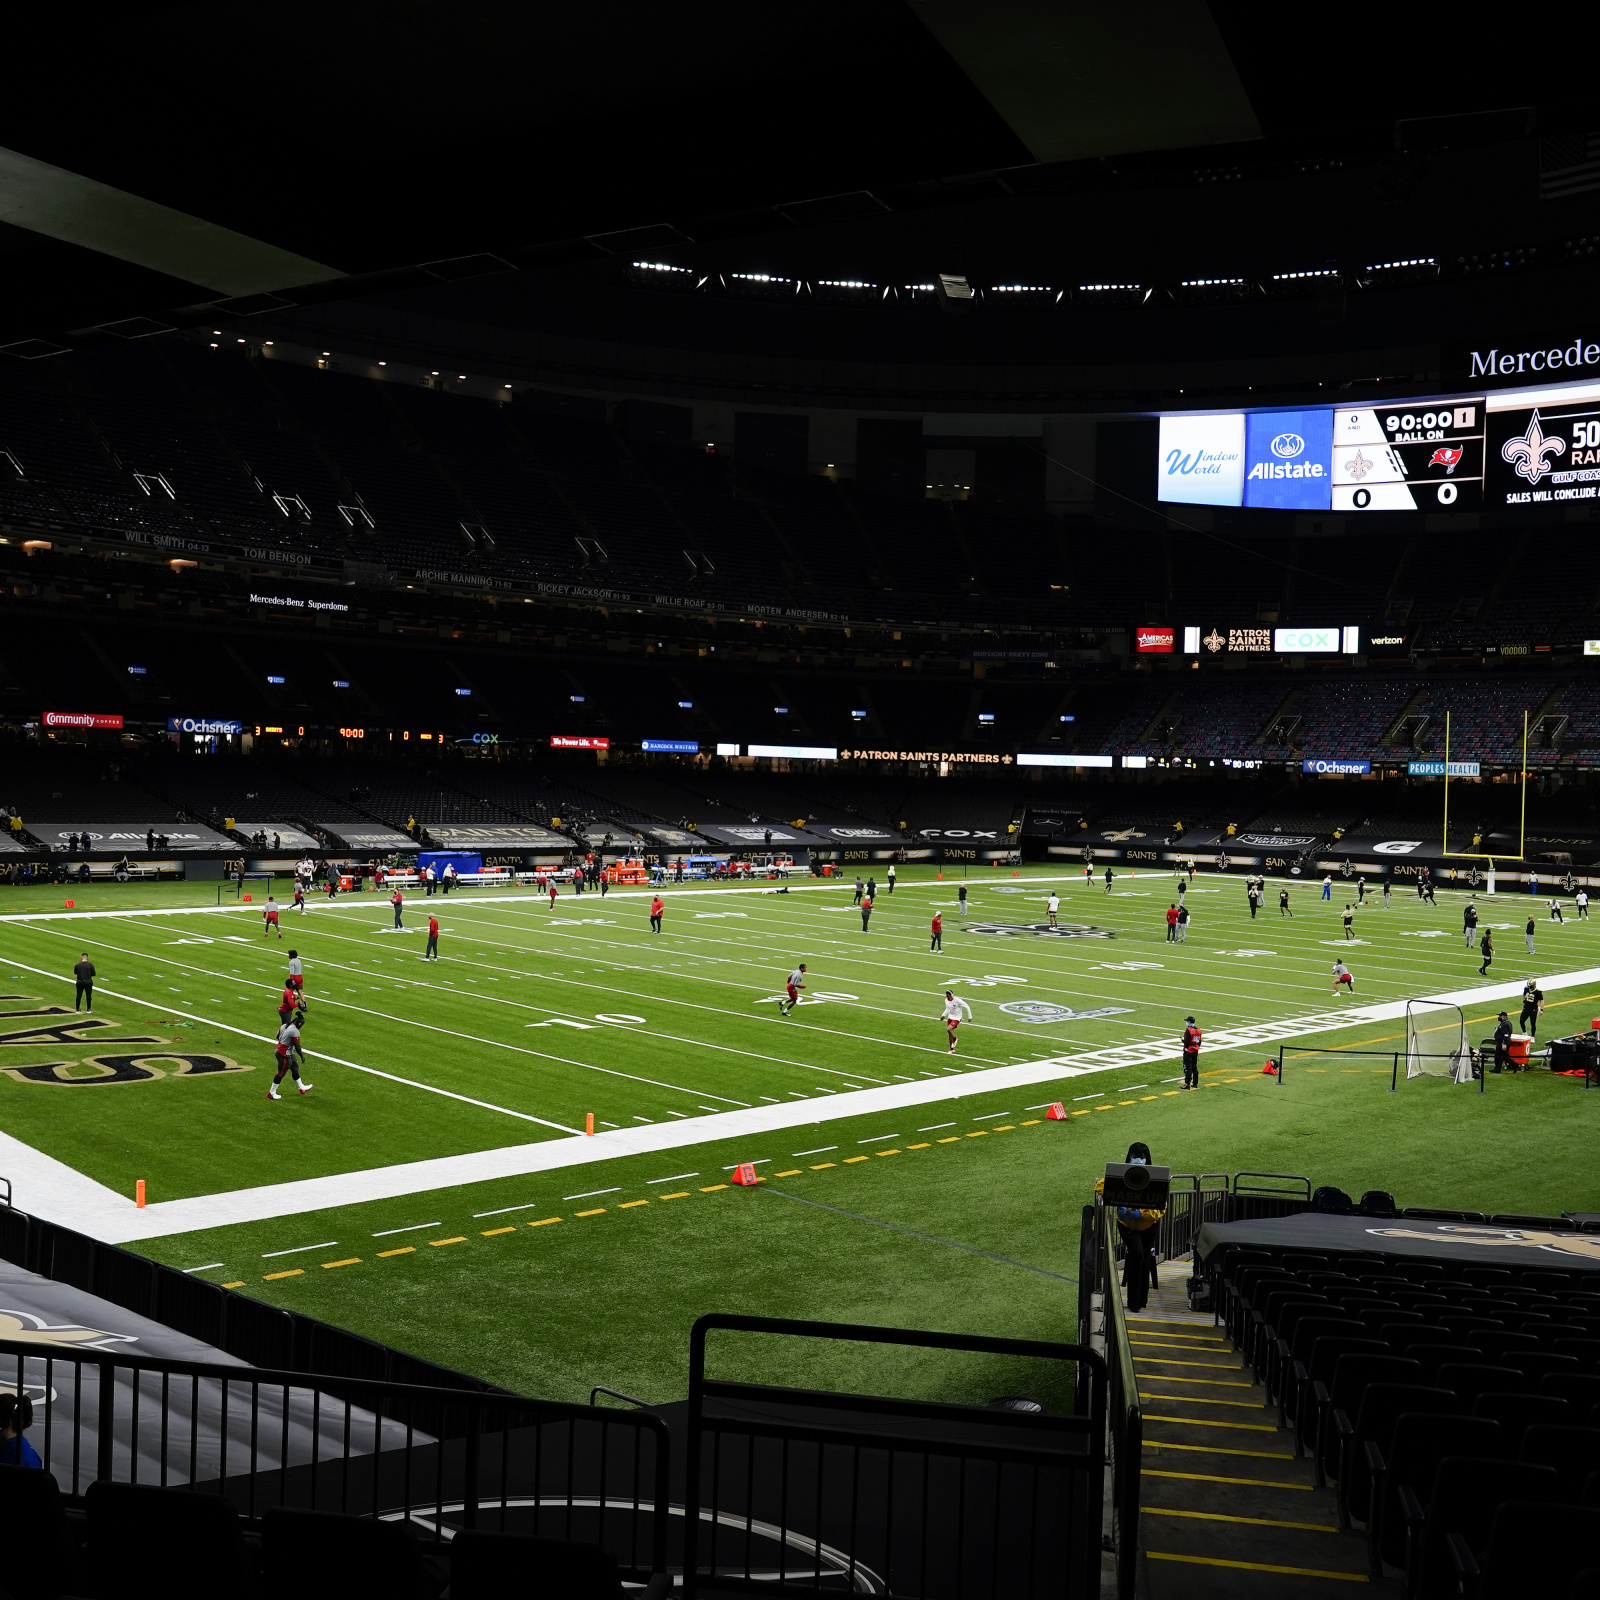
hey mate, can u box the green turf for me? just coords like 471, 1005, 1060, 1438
1, 866, 1596, 1406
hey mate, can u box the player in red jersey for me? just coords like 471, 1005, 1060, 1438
424, 912, 440, 960
930, 912, 942, 951
650, 896, 665, 933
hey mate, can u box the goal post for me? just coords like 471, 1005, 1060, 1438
1405, 999, 1476, 1086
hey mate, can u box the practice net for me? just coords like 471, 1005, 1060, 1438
1405, 999, 1475, 1084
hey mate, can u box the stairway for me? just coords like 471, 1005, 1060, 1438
1131, 1259, 1393, 1596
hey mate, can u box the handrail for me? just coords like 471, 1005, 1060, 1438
1099, 1204, 1142, 1600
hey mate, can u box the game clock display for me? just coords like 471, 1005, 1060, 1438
1331, 402, 1484, 512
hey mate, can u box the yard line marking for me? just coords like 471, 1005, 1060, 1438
857, 1133, 899, 1143
564, 1188, 620, 1200
371, 1222, 441, 1237
262, 1241, 337, 1257
263, 1268, 304, 1281
378, 1247, 416, 1257
430, 1235, 468, 1245
618, 1200, 649, 1209
473, 1202, 544, 1217
917, 1123, 955, 1131
321, 1258, 362, 1269
647, 1173, 698, 1184
793, 1147, 836, 1156
971, 1111, 1009, 1120
481, 1226, 516, 1236
182, 1263, 224, 1273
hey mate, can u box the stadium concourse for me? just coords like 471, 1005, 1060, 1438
8, 9, 1600, 1593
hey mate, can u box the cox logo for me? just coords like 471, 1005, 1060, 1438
1270, 433, 1305, 459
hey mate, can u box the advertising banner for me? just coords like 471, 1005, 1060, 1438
318, 823, 418, 852
1408, 760, 1481, 778
746, 744, 838, 760
1302, 758, 1372, 776
1156, 413, 1245, 506
43, 712, 124, 730
1243, 409, 1333, 510
1274, 627, 1355, 654
168, 717, 244, 736
550, 736, 609, 750
1485, 381, 1600, 511
232, 822, 321, 852
641, 740, 699, 754
34, 822, 235, 852
424, 824, 570, 848
1135, 626, 1175, 653
1017, 753, 1113, 768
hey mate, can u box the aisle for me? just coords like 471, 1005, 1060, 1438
1130, 1267, 1391, 1597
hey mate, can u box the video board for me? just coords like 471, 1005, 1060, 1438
1156, 375, 1600, 512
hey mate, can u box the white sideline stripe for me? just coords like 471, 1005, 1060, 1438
17, 964, 1598, 1245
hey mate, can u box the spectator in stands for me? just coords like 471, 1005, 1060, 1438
1096, 1142, 1162, 1313
0, 1394, 41, 1469
73, 952, 95, 1011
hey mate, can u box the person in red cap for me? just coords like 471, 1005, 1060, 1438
649, 895, 665, 933
424, 912, 440, 961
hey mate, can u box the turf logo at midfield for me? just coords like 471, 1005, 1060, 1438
998, 1001, 1135, 1024
963, 922, 1115, 939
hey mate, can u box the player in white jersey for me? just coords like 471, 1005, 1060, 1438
941, 990, 973, 1053
1578, 889, 1590, 920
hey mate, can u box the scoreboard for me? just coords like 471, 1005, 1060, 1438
1331, 402, 1483, 512
1156, 372, 1600, 514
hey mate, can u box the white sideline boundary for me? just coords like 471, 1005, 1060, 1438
1, 962, 1594, 1244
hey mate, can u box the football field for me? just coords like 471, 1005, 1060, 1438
0, 865, 1596, 1403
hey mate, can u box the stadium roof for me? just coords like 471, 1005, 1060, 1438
3, 4, 1599, 366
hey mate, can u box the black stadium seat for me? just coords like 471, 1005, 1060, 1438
261, 1506, 436, 1598
1449, 1502, 1600, 1598
85, 1481, 248, 1600
0, 1462, 77, 1597
1370, 1414, 1504, 1573
1405, 1459, 1561, 1600
1337, 1385, 1458, 1527
1520, 1424, 1600, 1480
1436, 1364, 1535, 1407
1472, 1391, 1574, 1445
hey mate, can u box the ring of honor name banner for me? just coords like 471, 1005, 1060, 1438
1331, 402, 1484, 512
1485, 383, 1600, 510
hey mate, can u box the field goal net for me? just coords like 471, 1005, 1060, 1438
1406, 999, 1474, 1085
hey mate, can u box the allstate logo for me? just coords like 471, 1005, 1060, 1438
1270, 433, 1305, 459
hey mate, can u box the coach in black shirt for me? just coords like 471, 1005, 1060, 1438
74, 953, 95, 1012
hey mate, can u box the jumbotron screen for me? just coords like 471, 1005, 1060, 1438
1156, 375, 1600, 513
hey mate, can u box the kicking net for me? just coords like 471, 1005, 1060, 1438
1405, 999, 1474, 1084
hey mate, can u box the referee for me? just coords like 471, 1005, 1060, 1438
73, 952, 95, 1012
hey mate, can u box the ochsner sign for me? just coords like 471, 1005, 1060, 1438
168, 717, 244, 735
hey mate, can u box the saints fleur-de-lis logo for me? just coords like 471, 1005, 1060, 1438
1501, 410, 1565, 485
1344, 450, 1373, 481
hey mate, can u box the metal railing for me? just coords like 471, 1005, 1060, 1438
1152, 1173, 1228, 1264
1091, 1205, 1142, 1600
0, 1336, 669, 1577
683, 1314, 1107, 1600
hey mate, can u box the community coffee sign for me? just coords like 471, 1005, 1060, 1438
43, 712, 123, 730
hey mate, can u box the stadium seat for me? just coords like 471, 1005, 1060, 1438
261, 1506, 436, 1597
1315, 1354, 1421, 1484
1473, 1331, 1541, 1362
1369, 1415, 1505, 1573
1406, 1459, 1561, 1600
1417, 1346, 1489, 1385
1334, 1384, 1458, 1526
0, 1462, 77, 1596
1448, 1501, 1600, 1599
1436, 1365, 1535, 1407
1292, 1336, 1387, 1448
1519, 1424, 1600, 1479
448, 1530, 671, 1599
1502, 1351, 1581, 1384
85, 1480, 247, 1599
1543, 1373, 1600, 1411
1472, 1391, 1574, 1445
